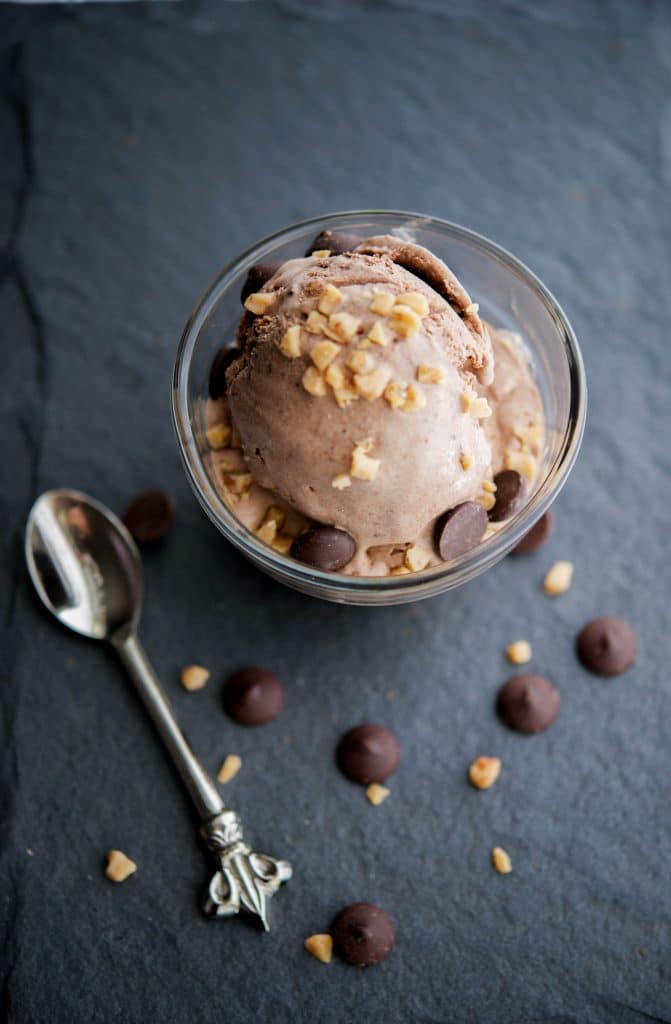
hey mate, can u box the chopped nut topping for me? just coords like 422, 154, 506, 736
470, 396, 492, 419
261, 505, 286, 530
357, 337, 372, 350
492, 846, 512, 874
333, 384, 360, 408
331, 474, 352, 490
417, 364, 445, 384
279, 324, 302, 358
514, 422, 544, 453
465, 302, 480, 315
369, 290, 396, 315
460, 389, 477, 412
217, 754, 242, 784
402, 383, 426, 413
506, 640, 532, 665
305, 310, 328, 334
105, 850, 137, 883
324, 362, 345, 390
384, 380, 407, 409
222, 471, 253, 494
468, 756, 501, 790
351, 438, 380, 481
505, 449, 538, 482
390, 565, 411, 576
460, 452, 474, 471
396, 291, 429, 316
347, 350, 375, 374
311, 249, 331, 258
482, 478, 497, 494
543, 560, 574, 596
367, 320, 390, 347
404, 545, 430, 572
244, 292, 276, 315
355, 366, 392, 401
389, 303, 422, 338
302, 366, 327, 396
476, 491, 496, 512
328, 312, 361, 341
366, 783, 390, 805
304, 934, 333, 964
180, 665, 210, 691
311, 340, 341, 371
205, 423, 231, 450
272, 533, 294, 555
317, 283, 343, 316
256, 519, 278, 544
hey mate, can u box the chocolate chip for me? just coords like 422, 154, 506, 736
209, 346, 241, 400
497, 673, 560, 734
434, 501, 488, 561
337, 724, 400, 784
122, 490, 175, 544
511, 509, 553, 555
489, 470, 528, 522
304, 230, 361, 257
223, 667, 284, 725
331, 902, 395, 967
239, 262, 282, 304
576, 617, 637, 676
290, 525, 356, 571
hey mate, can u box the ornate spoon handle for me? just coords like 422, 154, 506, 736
113, 630, 291, 929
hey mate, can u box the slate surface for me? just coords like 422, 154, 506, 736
1, 2, 670, 1022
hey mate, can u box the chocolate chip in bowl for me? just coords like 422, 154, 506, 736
223, 667, 285, 725
291, 525, 357, 572
488, 469, 527, 523
434, 501, 488, 561
576, 616, 637, 676
239, 262, 283, 304
304, 230, 362, 256
208, 345, 241, 400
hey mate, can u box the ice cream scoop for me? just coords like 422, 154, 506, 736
226, 237, 496, 557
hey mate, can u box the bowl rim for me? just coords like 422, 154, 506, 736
172, 209, 586, 598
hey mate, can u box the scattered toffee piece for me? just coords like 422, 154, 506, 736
434, 501, 487, 561
304, 230, 361, 257
122, 490, 175, 544
291, 525, 356, 571
497, 673, 560, 734
331, 902, 395, 967
337, 724, 400, 785
489, 470, 528, 522
576, 617, 637, 676
209, 346, 241, 400
223, 667, 284, 725
239, 262, 282, 304
511, 509, 553, 555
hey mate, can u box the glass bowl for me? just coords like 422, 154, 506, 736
172, 211, 586, 605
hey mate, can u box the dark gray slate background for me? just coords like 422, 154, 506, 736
1, 2, 670, 1022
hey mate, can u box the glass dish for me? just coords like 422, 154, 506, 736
172, 211, 586, 605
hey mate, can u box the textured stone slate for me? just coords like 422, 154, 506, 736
1, 2, 670, 1023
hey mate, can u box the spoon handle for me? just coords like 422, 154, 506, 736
114, 630, 224, 820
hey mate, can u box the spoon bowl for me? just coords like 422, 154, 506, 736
25, 489, 142, 641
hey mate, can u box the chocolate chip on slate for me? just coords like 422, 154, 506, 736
489, 469, 528, 522
223, 667, 284, 725
331, 903, 395, 967
291, 525, 356, 571
304, 230, 361, 257
337, 724, 400, 784
434, 501, 488, 561
497, 673, 560, 734
122, 490, 175, 544
239, 263, 282, 304
511, 509, 553, 555
209, 346, 241, 400
576, 617, 637, 676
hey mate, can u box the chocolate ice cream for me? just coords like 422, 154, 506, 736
204, 232, 544, 576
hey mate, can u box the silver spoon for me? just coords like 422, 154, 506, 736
25, 489, 291, 930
